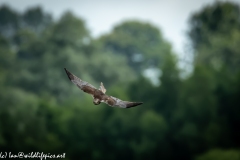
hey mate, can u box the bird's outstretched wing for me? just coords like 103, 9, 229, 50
64, 68, 97, 96
99, 82, 106, 94
102, 96, 143, 108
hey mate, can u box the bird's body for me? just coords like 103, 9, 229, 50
64, 68, 143, 108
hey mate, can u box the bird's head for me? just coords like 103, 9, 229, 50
93, 99, 101, 105
93, 101, 101, 105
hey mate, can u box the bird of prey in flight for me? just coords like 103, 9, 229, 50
64, 68, 143, 108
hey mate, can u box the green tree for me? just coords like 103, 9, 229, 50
188, 2, 240, 51
188, 2, 240, 71
0, 5, 20, 38
0, 35, 15, 86
99, 21, 172, 73
187, 1, 240, 150
22, 6, 52, 33
47, 11, 90, 48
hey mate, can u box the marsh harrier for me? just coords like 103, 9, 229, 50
64, 68, 143, 108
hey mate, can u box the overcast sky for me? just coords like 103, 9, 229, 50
0, 0, 239, 55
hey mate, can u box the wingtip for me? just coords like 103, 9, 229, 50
126, 102, 143, 108
64, 68, 72, 80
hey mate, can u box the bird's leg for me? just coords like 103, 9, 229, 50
99, 82, 106, 94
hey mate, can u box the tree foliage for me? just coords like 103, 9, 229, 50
0, 2, 240, 160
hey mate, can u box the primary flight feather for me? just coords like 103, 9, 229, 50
64, 68, 143, 108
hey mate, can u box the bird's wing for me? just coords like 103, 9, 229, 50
64, 68, 97, 96
99, 82, 106, 94
102, 96, 143, 108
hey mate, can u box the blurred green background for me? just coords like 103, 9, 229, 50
0, 1, 240, 160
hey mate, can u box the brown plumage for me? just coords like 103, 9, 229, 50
64, 68, 143, 108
